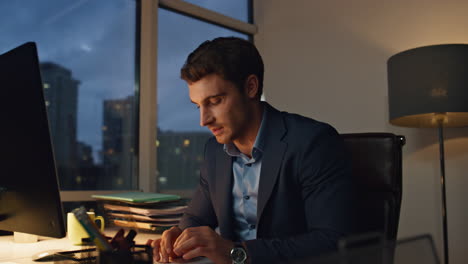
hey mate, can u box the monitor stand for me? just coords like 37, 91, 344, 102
13, 231, 38, 243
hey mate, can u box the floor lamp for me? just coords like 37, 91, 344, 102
387, 44, 468, 264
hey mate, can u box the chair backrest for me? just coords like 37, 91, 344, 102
341, 133, 405, 241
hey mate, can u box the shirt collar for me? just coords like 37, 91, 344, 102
223, 104, 268, 160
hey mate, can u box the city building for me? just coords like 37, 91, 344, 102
40, 62, 79, 189
102, 95, 137, 189
157, 130, 211, 190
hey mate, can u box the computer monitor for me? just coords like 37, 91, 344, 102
0, 42, 66, 238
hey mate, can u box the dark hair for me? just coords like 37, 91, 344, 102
180, 37, 264, 99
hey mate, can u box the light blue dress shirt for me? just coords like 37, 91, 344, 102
223, 107, 267, 241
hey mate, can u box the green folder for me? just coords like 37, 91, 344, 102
92, 192, 180, 204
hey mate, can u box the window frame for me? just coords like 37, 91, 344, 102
61, 0, 257, 201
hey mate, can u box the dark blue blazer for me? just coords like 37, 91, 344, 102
179, 103, 356, 263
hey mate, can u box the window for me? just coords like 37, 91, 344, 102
183, 0, 251, 22
0, 0, 256, 200
0, 0, 139, 192
155, 1, 255, 195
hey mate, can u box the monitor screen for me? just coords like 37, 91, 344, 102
0, 42, 66, 238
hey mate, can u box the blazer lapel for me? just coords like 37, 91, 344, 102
257, 103, 287, 225
214, 145, 235, 240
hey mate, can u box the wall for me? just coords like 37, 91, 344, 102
254, 0, 468, 263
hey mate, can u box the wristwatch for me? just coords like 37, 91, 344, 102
230, 243, 247, 264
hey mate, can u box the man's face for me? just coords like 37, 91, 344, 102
189, 74, 250, 144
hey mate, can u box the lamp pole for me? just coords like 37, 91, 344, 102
437, 117, 449, 264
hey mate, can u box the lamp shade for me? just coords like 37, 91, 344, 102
388, 44, 468, 128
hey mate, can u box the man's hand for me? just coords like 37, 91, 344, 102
150, 226, 183, 263
173, 226, 234, 264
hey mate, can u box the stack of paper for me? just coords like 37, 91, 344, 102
92, 192, 188, 233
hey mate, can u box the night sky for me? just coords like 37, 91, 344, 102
0, 0, 248, 159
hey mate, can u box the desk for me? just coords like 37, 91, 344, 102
0, 229, 160, 264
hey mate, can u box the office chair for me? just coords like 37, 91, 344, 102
341, 133, 405, 241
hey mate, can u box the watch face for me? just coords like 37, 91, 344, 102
231, 247, 247, 263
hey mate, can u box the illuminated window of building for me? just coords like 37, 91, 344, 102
174, 147, 181, 155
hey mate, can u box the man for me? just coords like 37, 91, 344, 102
151, 37, 355, 264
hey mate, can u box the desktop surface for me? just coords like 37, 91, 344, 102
0, 235, 82, 263
0, 228, 160, 264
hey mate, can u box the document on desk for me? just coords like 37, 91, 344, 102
155, 257, 213, 264
103, 203, 187, 215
